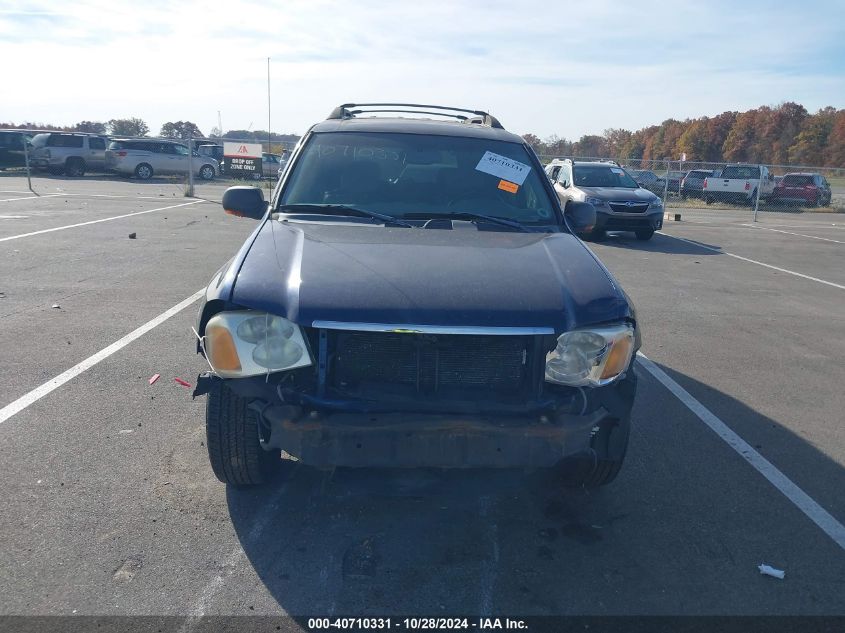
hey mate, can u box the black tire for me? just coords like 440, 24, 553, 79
635, 228, 654, 241
559, 417, 631, 489
206, 380, 282, 486
588, 228, 606, 242
65, 157, 85, 177
134, 163, 153, 180
705, 195, 714, 205
199, 164, 216, 181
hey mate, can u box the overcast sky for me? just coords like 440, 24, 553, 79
2, 0, 844, 139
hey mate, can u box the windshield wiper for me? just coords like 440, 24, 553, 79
401, 211, 535, 232
277, 204, 414, 228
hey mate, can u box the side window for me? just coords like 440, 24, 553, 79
157, 143, 176, 154
88, 137, 105, 150
173, 144, 189, 156
557, 166, 571, 187
549, 166, 561, 181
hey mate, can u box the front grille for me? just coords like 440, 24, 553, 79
608, 202, 650, 213
331, 331, 530, 398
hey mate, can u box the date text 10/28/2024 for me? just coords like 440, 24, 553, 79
307, 618, 528, 630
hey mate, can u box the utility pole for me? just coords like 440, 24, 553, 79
217, 110, 222, 137
267, 57, 272, 158
186, 130, 195, 198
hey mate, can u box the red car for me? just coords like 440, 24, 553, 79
771, 173, 832, 207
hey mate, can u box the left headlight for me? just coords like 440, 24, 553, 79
584, 196, 606, 207
204, 310, 312, 378
545, 323, 635, 387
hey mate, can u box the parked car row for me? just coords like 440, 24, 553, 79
544, 159, 836, 222
0, 129, 285, 182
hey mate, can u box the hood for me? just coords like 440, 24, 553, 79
230, 221, 631, 331
579, 186, 658, 202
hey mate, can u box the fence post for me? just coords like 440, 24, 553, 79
186, 132, 195, 198
662, 158, 669, 206
23, 134, 33, 193
753, 169, 763, 222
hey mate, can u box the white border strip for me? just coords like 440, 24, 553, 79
637, 352, 845, 551
657, 232, 845, 291
0, 194, 63, 203
0, 200, 205, 242
740, 224, 845, 245
0, 290, 205, 426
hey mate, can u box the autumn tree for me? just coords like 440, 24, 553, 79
160, 121, 204, 139
73, 121, 106, 134
107, 118, 149, 137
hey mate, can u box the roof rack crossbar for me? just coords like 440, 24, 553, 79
348, 108, 469, 120
328, 102, 503, 129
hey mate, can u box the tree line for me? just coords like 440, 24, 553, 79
5, 102, 844, 167
0, 118, 299, 145
523, 102, 845, 167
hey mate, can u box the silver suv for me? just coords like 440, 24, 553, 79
547, 159, 663, 241
105, 139, 218, 180
29, 133, 108, 176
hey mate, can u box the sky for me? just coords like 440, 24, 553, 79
1, 0, 844, 139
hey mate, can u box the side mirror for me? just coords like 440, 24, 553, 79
222, 186, 267, 220
564, 201, 596, 236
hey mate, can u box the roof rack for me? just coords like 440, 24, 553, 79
327, 103, 504, 129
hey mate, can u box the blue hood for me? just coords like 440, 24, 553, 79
229, 221, 631, 332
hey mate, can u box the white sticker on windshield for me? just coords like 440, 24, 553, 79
611, 168, 624, 174
475, 151, 531, 185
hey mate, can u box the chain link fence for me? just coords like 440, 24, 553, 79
537, 154, 845, 218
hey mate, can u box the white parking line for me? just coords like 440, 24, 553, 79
637, 352, 845, 552
0, 290, 204, 426
657, 232, 845, 291
741, 224, 845, 244
0, 194, 63, 203
0, 200, 205, 242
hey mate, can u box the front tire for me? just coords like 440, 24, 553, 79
558, 417, 631, 489
199, 164, 216, 181
134, 163, 153, 180
705, 195, 714, 205
65, 157, 85, 177
635, 228, 654, 241
206, 380, 282, 486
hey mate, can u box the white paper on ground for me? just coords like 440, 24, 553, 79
474, 151, 531, 185
758, 564, 785, 579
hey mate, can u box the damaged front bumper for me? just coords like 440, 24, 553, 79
193, 369, 636, 469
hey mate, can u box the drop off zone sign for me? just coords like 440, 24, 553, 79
224, 142, 263, 177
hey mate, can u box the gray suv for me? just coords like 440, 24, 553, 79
548, 159, 663, 241
29, 133, 108, 176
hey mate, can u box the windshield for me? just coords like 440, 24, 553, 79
280, 132, 557, 225
782, 175, 814, 186
573, 165, 639, 188
721, 166, 760, 179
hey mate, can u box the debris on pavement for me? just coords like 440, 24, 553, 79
118, 429, 133, 435
128, 232, 137, 239
148, 374, 160, 385
758, 564, 785, 579
51, 303, 61, 309
174, 377, 191, 388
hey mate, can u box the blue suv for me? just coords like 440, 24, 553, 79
193, 103, 640, 489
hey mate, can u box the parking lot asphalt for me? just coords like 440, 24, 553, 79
0, 175, 844, 618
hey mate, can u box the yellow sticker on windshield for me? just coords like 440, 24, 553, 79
498, 179, 519, 193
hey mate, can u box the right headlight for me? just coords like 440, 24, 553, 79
545, 323, 635, 387
203, 310, 312, 378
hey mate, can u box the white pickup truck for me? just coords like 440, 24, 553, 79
703, 164, 776, 205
